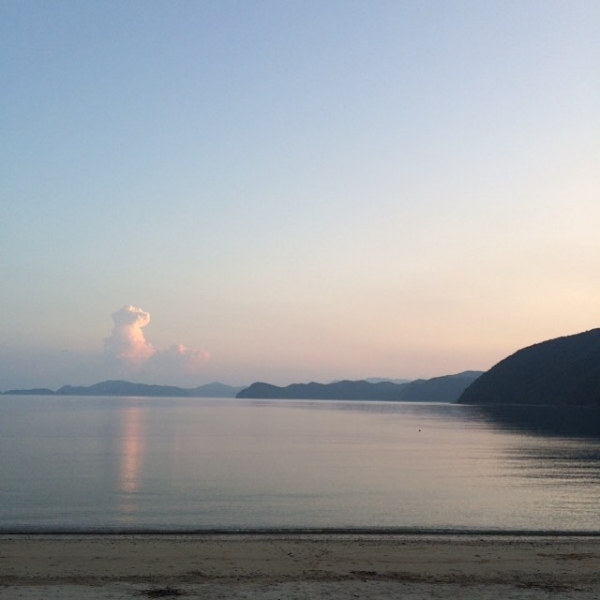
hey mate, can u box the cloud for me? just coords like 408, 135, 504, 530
104, 305, 155, 369
103, 305, 209, 382
148, 343, 210, 375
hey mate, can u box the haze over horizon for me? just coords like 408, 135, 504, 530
2, 1, 599, 390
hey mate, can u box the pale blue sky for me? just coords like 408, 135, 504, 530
2, 1, 599, 389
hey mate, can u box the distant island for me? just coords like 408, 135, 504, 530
458, 328, 600, 406
3, 372, 482, 402
3, 380, 244, 398
237, 371, 482, 402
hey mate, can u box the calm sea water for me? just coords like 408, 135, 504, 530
1, 396, 599, 533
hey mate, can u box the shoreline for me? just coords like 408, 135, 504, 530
2, 533, 600, 599
4, 527, 600, 536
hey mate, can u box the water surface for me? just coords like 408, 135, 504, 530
1, 396, 599, 532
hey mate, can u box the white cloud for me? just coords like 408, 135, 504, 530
146, 343, 210, 379
103, 305, 209, 383
104, 305, 156, 368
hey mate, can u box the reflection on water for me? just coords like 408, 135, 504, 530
118, 406, 144, 519
470, 404, 600, 439
119, 406, 143, 493
1, 396, 600, 532
463, 404, 600, 528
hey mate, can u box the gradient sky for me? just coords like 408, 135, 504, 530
2, 0, 599, 390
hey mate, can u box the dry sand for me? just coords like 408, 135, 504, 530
1, 534, 600, 599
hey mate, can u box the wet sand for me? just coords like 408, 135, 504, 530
2, 534, 600, 599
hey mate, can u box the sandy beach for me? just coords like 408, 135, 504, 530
1, 534, 600, 599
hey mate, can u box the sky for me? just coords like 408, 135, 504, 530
1, 0, 599, 390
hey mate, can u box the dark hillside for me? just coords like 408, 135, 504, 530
458, 329, 600, 406
237, 372, 480, 402
399, 371, 481, 402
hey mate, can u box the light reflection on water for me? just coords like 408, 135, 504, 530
117, 405, 144, 521
0, 396, 599, 532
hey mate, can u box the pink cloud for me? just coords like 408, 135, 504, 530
103, 305, 209, 381
104, 305, 155, 368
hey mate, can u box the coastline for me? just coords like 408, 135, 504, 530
4, 526, 600, 536
2, 533, 600, 599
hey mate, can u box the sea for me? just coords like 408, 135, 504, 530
1, 395, 599, 533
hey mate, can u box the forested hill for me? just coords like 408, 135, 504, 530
237, 380, 403, 401
458, 328, 600, 406
237, 372, 482, 402
3, 380, 243, 398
